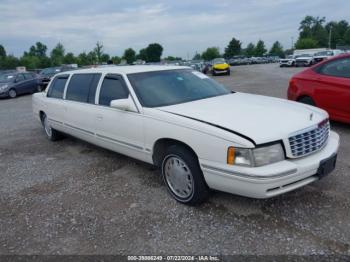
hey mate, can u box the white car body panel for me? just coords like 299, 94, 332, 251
32, 66, 340, 199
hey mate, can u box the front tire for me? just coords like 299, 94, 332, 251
161, 145, 210, 205
41, 113, 63, 141
8, 89, 17, 98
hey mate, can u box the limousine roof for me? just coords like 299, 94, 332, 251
60, 65, 190, 75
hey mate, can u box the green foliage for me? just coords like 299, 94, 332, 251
100, 53, 110, 63
269, 41, 284, 57
224, 37, 241, 58
297, 15, 350, 48
29, 42, 47, 57
111, 56, 121, 65
145, 43, 163, 62
137, 48, 148, 61
50, 43, 65, 66
0, 55, 20, 69
201, 47, 220, 61
64, 52, 76, 64
0, 44, 6, 58
20, 55, 41, 69
164, 56, 182, 61
77, 52, 89, 66
244, 43, 255, 57
94, 41, 104, 64
192, 53, 201, 60
295, 38, 318, 49
254, 40, 267, 56
123, 48, 136, 64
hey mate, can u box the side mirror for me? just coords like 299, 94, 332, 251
110, 96, 138, 112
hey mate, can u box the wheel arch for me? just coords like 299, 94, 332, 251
152, 138, 198, 167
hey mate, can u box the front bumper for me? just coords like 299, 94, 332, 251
200, 131, 339, 198
213, 67, 230, 74
0, 91, 9, 98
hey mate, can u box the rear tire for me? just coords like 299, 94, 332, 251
8, 89, 17, 98
298, 96, 316, 106
41, 113, 63, 141
161, 145, 210, 205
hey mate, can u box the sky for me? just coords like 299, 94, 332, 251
0, 0, 349, 58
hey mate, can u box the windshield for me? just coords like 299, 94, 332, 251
299, 54, 312, 57
0, 74, 15, 83
128, 69, 229, 107
315, 51, 333, 56
213, 58, 226, 64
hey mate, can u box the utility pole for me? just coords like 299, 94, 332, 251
291, 37, 294, 50
328, 26, 332, 49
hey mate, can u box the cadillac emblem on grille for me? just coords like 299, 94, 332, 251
288, 120, 330, 158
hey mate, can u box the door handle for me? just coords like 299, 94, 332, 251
97, 115, 103, 120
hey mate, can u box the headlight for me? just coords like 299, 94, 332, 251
227, 143, 285, 167
0, 84, 8, 90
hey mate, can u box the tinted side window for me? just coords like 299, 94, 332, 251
66, 73, 101, 103
99, 75, 129, 106
88, 74, 101, 104
319, 58, 350, 78
47, 75, 68, 99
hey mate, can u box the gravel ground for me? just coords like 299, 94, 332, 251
0, 63, 349, 256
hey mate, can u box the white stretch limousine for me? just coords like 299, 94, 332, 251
32, 66, 339, 205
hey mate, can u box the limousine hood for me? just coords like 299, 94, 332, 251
158, 93, 327, 145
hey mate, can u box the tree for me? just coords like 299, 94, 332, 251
295, 38, 318, 49
269, 41, 284, 57
244, 43, 255, 57
123, 48, 136, 64
164, 56, 182, 61
0, 55, 20, 69
145, 43, 163, 62
50, 43, 65, 66
0, 44, 6, 58
137, 48, 148, 61
297, 16, 328, 48
201, 47, 220, 61
111, 56, 121, 64
20, 55, 40, 69
94, 41, 104, 64
28, 42, 47, 57
192, 53, 201, 60
77, 52, 90, 66
345, 29, 350, 45
87, 51, 97, 64
64, 52, 76, 64
254, 40, 267, 56
224, 37, 241, 58
100, 53, 110, 63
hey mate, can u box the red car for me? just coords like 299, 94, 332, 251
288, 53, 350, 124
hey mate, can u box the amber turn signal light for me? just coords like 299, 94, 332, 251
227, 147, 235, 165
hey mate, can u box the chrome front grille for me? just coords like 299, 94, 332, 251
289, 120, 330, 158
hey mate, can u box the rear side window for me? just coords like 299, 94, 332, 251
47, 75, 68, 99
318, 58, 350, 78
99, 74, 129, 106
24, 73, 33, 80
66, 73, 101, 103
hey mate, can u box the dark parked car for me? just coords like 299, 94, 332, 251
38, 66, 75, 90
0, 72, 40, 98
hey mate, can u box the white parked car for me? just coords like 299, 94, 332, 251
295, 54, 314, 67
32, 66, 339, 205
279, 55, 295, 67
312, 50, 344, 64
